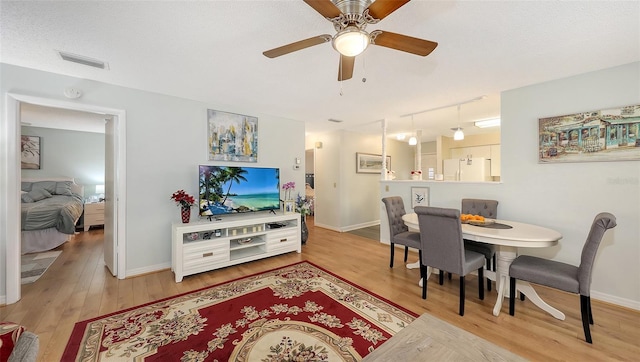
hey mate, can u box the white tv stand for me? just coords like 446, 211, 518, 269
171, 212, 301, 282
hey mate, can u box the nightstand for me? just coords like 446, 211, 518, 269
84, 202, 105, 231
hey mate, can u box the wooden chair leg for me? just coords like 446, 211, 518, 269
478, 267, 484, 300
587, 296, 594, 324
459, 276, 465, 316
439, 270, 444, 285
390, 243, 395, 268
486, 257, 492, 291
420, 264, 428, 299
580, 295, 593, 343
509, 277, 516, 316
520, 292, 525, 301
448, 272, 452, 280
404, 246, 409, 262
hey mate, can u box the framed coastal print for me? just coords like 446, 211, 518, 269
411, 187, 429, 209
538, 104, 640, 163
21, 135, 41, 169
207, 109, 258, 162
356, 152, 391, 174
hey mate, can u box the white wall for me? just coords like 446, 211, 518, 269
381, 62, 640, 309
21, 126, 105, 195
1, 63, 305, 301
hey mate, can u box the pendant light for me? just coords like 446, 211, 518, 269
452, 105, 464, 141
408, 115, 418, 145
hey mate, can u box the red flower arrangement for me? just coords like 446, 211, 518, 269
170, 190, 195, 208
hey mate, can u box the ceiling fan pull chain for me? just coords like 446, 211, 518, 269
339, 55, 344, 96
362, 52, 367, 83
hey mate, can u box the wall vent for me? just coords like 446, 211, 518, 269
57, 51, 109, 70
328, 118, 343, 123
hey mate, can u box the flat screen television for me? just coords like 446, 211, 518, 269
199, 165, 280, 217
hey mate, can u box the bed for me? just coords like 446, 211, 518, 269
305, 183, 315, 215
21, 178, 84, 254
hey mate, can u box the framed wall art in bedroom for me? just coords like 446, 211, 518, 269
21, 135, 41, 169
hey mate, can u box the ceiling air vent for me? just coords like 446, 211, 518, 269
328, 118, 343, 123
57, 51, 109, 70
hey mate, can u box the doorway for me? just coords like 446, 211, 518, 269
4, 93, 127, 304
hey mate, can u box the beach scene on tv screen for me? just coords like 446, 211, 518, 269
199, 166, 280, 215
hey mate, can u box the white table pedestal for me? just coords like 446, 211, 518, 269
493, 246, 565, 320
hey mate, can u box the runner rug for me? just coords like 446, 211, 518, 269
63, 261, 417, 361
21, 250, 62, 284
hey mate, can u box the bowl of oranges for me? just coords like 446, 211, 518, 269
460, 214, 495, 226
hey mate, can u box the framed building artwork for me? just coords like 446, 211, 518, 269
207, 109, 258, 162
538, 104, 640, 163
21, 135, 40, 169
411, 187, 430, 209
356, 152, 391, 173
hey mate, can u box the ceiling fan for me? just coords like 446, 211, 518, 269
263, 0, 438, 81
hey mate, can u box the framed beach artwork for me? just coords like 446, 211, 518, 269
538, 104, 640, 163
411, 187, 430, 209
356, 152, 391, 174
21, 135, 41, 169
207, 109, 258, 162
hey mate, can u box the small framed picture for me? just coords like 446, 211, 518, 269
411, 187, 430, 209
284, 200, 295, 214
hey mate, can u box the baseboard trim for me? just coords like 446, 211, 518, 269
591, 290, 640, 311
125, 262, 171, 279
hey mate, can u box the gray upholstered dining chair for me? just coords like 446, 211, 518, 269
462, 198, 498, 291
415, 206, 485, 316
509, 212, 617, 343
382, 197, 421, 268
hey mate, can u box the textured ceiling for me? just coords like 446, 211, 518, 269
2, 1, 639, 141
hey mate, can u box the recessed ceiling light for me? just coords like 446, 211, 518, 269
57, 50, 109, 70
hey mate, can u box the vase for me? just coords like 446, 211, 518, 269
301, 215, 309, 244
181, 206, 191, 223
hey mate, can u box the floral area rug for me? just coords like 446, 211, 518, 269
63, 261, 417, 361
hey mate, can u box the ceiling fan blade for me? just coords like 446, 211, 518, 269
366, 0, 411, 20
370, 30, 438, 56
303, 0, 343, 19
338, 54, 355, 81
263, 35, 332, 58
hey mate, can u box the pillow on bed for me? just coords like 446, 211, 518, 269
30, 181, 73, 196
31, 181, 57, 194
21, 182, 33, 192
54, 181, 74, 196
21, 188, 52, 203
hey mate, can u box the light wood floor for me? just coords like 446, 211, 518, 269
2, 218, 639, 361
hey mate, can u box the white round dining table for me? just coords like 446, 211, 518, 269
401, 213, 564, 319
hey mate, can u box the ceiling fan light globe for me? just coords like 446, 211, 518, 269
408, 136, 418, 145
333, 27, 370, 57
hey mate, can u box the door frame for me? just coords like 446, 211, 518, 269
3, 93, 127, 304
